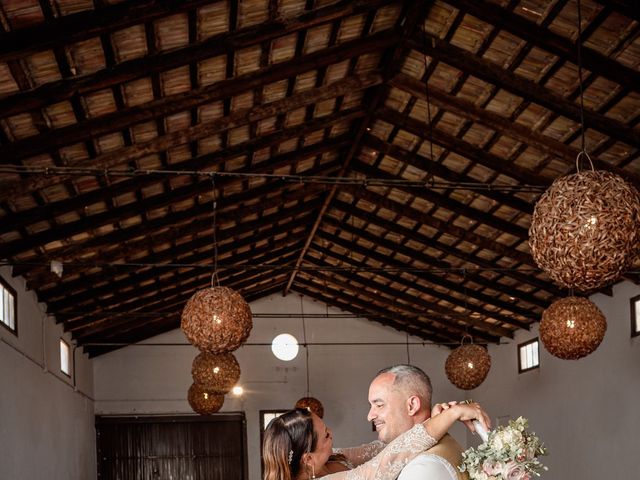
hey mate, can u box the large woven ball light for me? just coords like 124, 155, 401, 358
295, 397, 325, 418
181, 286, 252, 353
540, 296, 607, 360
187, 383, 225, 415
529, 170, 640, 292
445, 343, 491, 390
191, 352, 241, 394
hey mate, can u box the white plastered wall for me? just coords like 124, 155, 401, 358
470, 280, 640, 480
0, 266, 96, 480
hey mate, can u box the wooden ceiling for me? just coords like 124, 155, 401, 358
0, 0, 638, 357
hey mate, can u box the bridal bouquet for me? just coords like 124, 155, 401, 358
459, 417, 547, 480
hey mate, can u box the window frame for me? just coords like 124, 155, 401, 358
0, 275, 17, 335
60, 338, 71, 377
517, 337, 540, 373
631, 295, 640, 338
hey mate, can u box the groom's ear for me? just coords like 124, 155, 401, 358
406, 395, 421, 416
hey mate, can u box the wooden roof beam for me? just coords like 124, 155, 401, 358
350, 187, 535, 267
390, 73, 640, 189
83, 278, 282, 358
293, 275, 461, 344
282, 0, 435, 296
446, 0, 640, 93
353, 161, 530, 240
363, 133, 535, 214
41, 219, 311, 306
64, 242, 301, 326
307, 244, 524, 337
70, 250, 300, 339
0, 0, 216, 63
329, 198, 563, 298
314, 230, 534, 327
71, 265, 295, 342
374, 106, 549, 186
1, 132, 350, 237
1, 60, 381, 164
1, 158, 336, 259
71, 259, 297, 337
406, 33, 640, 149
23, 194, 324, 290
300, 263, 508, 341
0, 72, 381, 201
0, 0, 395, 67
322, 214, 550, 309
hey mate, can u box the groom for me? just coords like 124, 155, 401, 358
367, 364, 469, 480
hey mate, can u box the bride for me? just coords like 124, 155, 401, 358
262, 401, 489, 480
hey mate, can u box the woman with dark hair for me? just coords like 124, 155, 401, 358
263, 402, 488, 480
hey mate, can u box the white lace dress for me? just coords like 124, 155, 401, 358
327, 423, 437, 480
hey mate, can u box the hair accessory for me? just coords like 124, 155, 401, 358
288, 450, 294, 464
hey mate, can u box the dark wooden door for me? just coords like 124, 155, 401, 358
96, 413, 247, 480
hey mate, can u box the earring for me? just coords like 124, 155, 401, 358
307, 463, 316, 480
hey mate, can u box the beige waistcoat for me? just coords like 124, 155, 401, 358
422, 433, 470, 480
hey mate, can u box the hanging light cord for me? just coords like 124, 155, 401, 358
576, 0, 587, 157
422, 21, 436, 187
210, 174, 220, 287
301, 295, 310, 397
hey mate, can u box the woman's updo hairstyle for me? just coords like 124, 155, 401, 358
263, 408, 318, 480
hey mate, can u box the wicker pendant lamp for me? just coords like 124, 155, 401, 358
181, 177, 253, 353
191, 351, 241, 394
181, 286, 252, 353
540, 296, 607, 360
529, 167, 640, 292
295, 397, 325, 418
188, 382, 225, 415
529, 1, 640, 292
445, 337, 491, 390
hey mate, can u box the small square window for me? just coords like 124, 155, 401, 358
60, 339, 71, 376
631, 295, 640, 338
0, 276, 17, 334
518, 338, 539, 373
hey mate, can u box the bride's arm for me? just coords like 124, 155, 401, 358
324, 403, 490, 480
333, 440, 386, 467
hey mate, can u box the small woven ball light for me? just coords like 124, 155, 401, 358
181, 286, 253, 353
529, 168, 640, 292
191, 352, 241, 394
540, 296, 607, 360
187, 383, 225, 415
295, 397, 325, 418
445, 338, 491, 390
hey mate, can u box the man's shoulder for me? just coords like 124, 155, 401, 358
426, 433, 464, 455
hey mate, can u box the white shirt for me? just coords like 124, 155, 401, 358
396, 452, 458, 480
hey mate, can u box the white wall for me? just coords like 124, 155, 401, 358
93, 292, 466, 480
471, 281, 640, 480
0, 266, 96, 480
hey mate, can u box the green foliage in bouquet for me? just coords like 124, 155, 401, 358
459, 417, 547, 480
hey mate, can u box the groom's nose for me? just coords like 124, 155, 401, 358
367, 407, 375, 422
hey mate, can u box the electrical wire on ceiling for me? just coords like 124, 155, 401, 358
0, 164, 548, 192
0, 260, 547, 273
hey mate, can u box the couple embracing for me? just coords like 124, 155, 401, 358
263, 364, 491, 480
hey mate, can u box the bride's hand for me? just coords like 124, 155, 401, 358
450, 402, 491, 434
431, 401, 458, 417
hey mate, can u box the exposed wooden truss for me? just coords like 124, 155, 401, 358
0, 0, 638, 357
